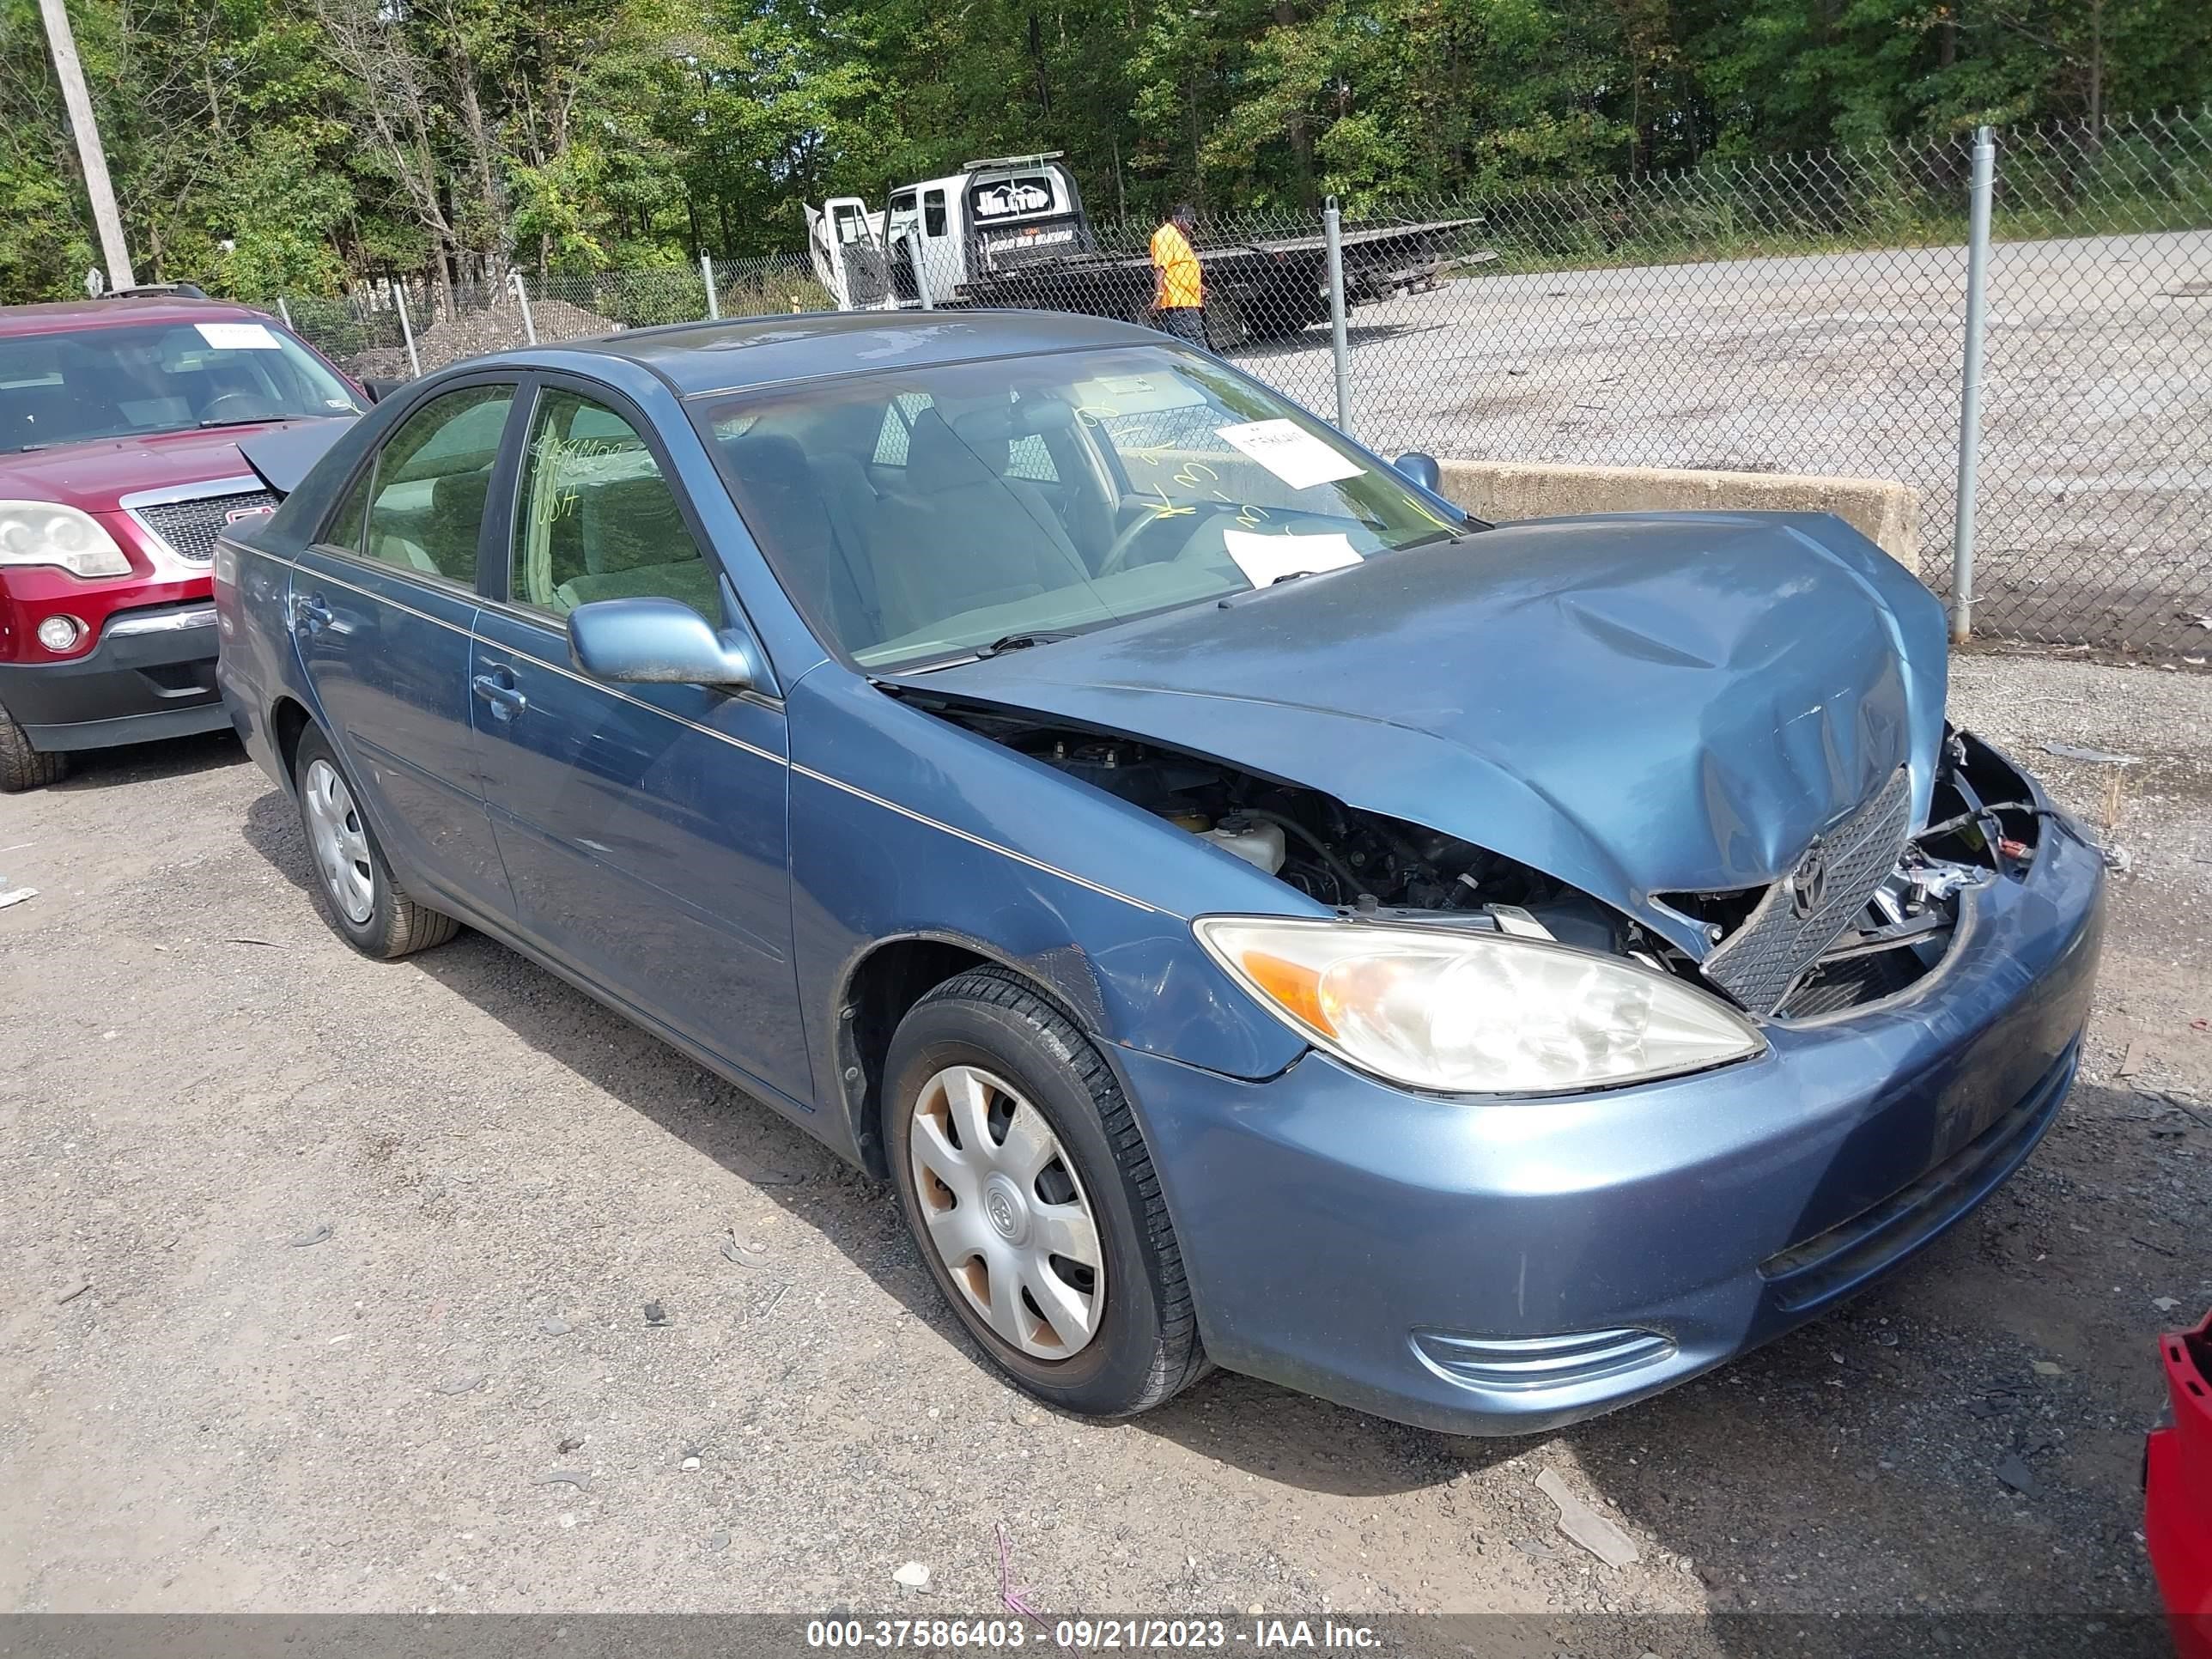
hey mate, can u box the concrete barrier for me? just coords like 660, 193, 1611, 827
1432, 459, 1923, 580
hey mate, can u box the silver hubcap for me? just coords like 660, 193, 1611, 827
302, 758, 375, 926
907, 1065, 1106, 1359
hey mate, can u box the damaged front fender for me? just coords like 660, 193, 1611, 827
885, 511, 1949, 957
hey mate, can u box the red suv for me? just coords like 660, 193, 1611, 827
0, 289, 365, 789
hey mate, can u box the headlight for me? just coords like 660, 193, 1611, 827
0, 501, 132, 579
1194, 915, 1765, 1095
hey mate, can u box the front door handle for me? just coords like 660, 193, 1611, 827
294, 593, 331, 634
471, 667, 528, 720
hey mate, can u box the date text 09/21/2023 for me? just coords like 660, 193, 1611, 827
805, 1618, 1385, 1650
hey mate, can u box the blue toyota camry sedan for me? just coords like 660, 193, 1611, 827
212, 311, 2104, 1434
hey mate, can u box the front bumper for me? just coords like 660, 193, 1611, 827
1118, 781, 2107, 1436
0, 603, 228, 752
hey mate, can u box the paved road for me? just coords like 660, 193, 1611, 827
2, 656, 2207, 1634
1237, 232, 2212, 654
309, 231, 2212, 653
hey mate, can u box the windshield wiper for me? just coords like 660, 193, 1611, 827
975, 631, 1074, 658
197, 415, 287, 430
1394, 526, 1477, 551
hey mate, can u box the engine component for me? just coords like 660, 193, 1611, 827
925, 701, 1696, 991
1201, 814, 1287, 875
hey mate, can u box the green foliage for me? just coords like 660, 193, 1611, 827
0, 0, 2207, 303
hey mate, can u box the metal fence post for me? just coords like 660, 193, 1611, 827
701, 253, 719, 320
393, 282, 421, 379
276, 295, 293, 330
510, 269, 538, 344
915, 239, 933, 312
1950, 126, 1996, 644
1324, 197, 1352, 437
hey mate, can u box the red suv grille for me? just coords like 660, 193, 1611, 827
135, 489, 276, 563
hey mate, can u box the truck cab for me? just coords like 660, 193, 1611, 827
810, 155, 1091, 311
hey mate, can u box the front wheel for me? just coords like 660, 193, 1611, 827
884, 968, 1207, 1418
0, 704, 67, 792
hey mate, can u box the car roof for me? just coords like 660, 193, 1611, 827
544, 308, 1167, 399
0, 295, 277, 338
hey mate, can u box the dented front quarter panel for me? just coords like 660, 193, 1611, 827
889, 511, 1949, 957
784, 667, 1316, 1108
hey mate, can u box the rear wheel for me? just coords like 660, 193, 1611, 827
884, 968, 1207, 1418
0, 705, 67, 792
292, 726, 458, 959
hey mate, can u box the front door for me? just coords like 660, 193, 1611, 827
468, 380, 807, 1102
291, 380, 517, 912
811, 197, 892, 309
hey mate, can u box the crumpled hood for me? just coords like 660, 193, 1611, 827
0, 420, 332, 514
893, 512, 1948, 952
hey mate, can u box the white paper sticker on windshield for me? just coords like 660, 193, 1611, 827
1214, 418, 1364, 491
1223, 529, 1362, 588
193, 321, 281, 351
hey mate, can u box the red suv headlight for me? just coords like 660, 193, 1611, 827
0, 501, 133, 579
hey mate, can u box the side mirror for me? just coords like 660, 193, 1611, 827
362, 379, 405, 405
1393, 452, 1443, 494
567, 597, 759, 690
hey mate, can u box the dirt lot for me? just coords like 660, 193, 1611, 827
1241, 232, 2212, 655
2, 653, 2207, 1641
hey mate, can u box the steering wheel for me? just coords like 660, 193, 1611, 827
199, 391, 276, 424
1093, 509, 1165, 579
1099, 499, 1238, 579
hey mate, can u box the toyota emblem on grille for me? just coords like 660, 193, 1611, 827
1789, 841, 1830, 918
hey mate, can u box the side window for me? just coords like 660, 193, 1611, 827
922, 189, 947, 238
323, 459, 374, 554
1006, 434, 1058, 483
871, 392, 934, 467
360, 384, 514, 582
511, 387, 718, 623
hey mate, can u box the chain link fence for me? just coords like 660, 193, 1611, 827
277, 109, 2212, 656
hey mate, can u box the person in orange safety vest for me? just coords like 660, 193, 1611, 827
1149, 204, 1207, 349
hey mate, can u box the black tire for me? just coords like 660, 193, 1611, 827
0, 704, 67, 792
291, 725, 459, 959
1242, 313, 1313, 343
884, 967, 1208, 1418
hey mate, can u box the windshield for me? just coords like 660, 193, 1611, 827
699, 344, 1463, 670
0, 319, 364, 453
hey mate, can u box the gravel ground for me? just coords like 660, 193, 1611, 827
1235, 233, 2212, 654
1, 653, 2207, 1637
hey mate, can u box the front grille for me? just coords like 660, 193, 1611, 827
1779, 946, 1925, 1018
1702, 766, 1915, 1016
134, 489, 276, 562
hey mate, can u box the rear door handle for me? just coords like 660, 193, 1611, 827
294, 593, 331, 634
471, 665, 528, 720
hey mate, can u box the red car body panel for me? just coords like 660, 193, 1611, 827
0, 420, 301, 514
0, 425, 292, 664
0, 296, 359, 758
2149, 1310, 2212, 1659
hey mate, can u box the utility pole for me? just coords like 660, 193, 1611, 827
36, 0, 134, 290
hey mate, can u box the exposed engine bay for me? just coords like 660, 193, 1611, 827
921, 697, 2039, 1023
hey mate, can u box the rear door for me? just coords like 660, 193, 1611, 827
467, 376, 806, 1099
291, 377, 520, 911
